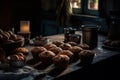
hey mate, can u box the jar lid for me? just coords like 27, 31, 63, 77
81, 25, 99, 31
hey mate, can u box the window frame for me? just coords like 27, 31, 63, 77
72, 0, 99, 16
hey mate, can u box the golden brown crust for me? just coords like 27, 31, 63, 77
53, 55, 70, 68
59, 43, 72, 50
67, 41, 77, 46
31, 47, 47, 54
79, 50, 95, 57
31, 47, 47, 61
10, 54, 25, 61
69, 46, 83, 53
39, 51, 56, 64
52, 41, 64, 47
14, 47, 29, 56
39, 51, 56, 58
79, 50, 95, 65
58, 50, 73, 59
49, 47, 62, 55
44, 43, 57, 50
78, 43, 90, 49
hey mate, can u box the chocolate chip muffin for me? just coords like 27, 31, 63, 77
49, 47, 62, 55
52, 41, 64, 47
78, 43, 90, 49
44, 43, 57, 50
58, 50, 73, 62
59, 43, 72, 50
31, 47, 47, 61
69, 46, 83, 61
79, 50, 95, 66
13, 47, 29, 56
53, 54, 70, 69
39, 51, 56, 64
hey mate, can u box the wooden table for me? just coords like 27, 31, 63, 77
25, 33, 120, 80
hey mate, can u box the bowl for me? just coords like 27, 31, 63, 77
9, 60, 25, 68
1, 37, 25, 56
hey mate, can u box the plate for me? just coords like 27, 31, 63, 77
29, 38, 50, 46
102, 44, 120, 51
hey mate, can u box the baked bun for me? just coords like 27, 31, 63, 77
8, 53, 26, 68
59, 43, 72, 50
49, 47, 62, 55
44, 43, 57, 50
52, 41, 64, 47
67, 41, 77, 46
78, 43, 90, 49
53, 55, 70, 69
69, 46, 83, 61
31, 47, 47, 61
39, 51, 56, 64
69, 46, 83, 53
13, 47, 29, 56
10, 53, 25, 61
110, 40, 120, 47
79, 50, 95, 66
58, 50, 73, 61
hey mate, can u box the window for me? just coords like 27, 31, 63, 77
71, 0, 82, 14
71, 0, 81, 8
88, 0, 98, 10
71, 0, 99, 15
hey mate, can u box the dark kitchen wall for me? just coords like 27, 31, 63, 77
0, 0, 58, 37
11, 0, 43, 38
0, 0, 119, 36
0, 0, 14, 30
0, 0, 39, 37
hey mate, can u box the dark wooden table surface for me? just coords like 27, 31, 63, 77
25, 32, 120, 80
0, 32, 119, 80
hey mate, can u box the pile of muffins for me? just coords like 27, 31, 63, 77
0, 29, 26, 65
103, 39, 120, 47
31, 40, 95, 69
0, 29, 24, 45
7, 47, 29, 68
0, 29, 25, 56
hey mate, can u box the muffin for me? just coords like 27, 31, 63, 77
79, 50, 95, 66
13, 47, 29, 56
110, 40, 120, 47
52, 55, 70, 69
69, 46, 83, 61
58, 50, 73, 62
9, 53, 26, 68
52, 41, 64, 47
39, 51, 56, 64
67, 41, 77, 46
59, 43, 72, 50
44, 43, 57, 50
11, 53, 25, 60
78, 43, 90, 49
69, 46, 83, 53
49, 47, 62, 55
31, 47, 47, 61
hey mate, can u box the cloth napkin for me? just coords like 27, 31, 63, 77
0, 65, 46, 80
